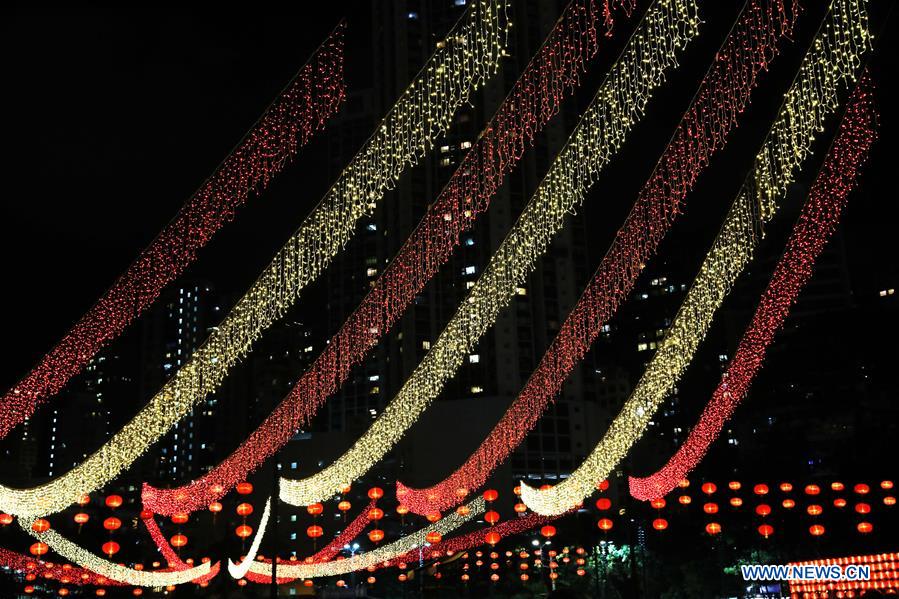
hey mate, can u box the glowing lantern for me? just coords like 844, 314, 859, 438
104, 495, 123, 509
236, 482, 253, 495
103, 517, 121, 531
77, 494, 90, 506
804, 484, 821, 496
513, 485, 522, 496
650, 498, 666, 509
857, 522, 873, 534
235, 525, 253, 538
398, 574, 407, 582
758, 524, 774, 538
425, 531, 442, 544
170, 513, 189, 524
831, 481, 845, 491
132, 590, 143, 597
29, 543, 49, 556
853, 483, 870, 495
306, 525, 323, 539
0, 513, 13, 525
513, 503, 527, 513
24, 585, 34, 594
652, 518, 668, 531
395, 504, 409, 515
677, 479, 690, 488
336, 500, 351, 512
368, 529, 385, 543
540, 525, 557, 538
597, 519, 613, 531
753, 484, 769, 496
884, 496, 896, 506
31, 519, 50, 533
520, 574, 529, 581
779, 482, 793, 492
456, 505, 470, 517
854, 502, 871, 514
304, 579, 314, 587
703, 502, 719, 514
483, 489, 499, 502
368, 508, 384, 521
705, 522, 721, 535
367, 487, 384, 500
882, 480, 894, 490
491, 573, 500, 582
484, 511, 500, 525
782, 499, 796, 509
595, 498, 611, 511
237, 580, 247, 587
755, 504, 771, 517
367, 576, 376, 584
728, 481, 741, 491
834, 498, 847, 508
170, 534, 187, 548
208, 502, 222, 513
701, 482, 717, 495
306, 503, 323, 516
596, 480, 610, 491
101, 541, 119, 556
426, 512, 441, 523
74, 513, 89, 525
96, 591, 106, 597
577, 568, 587, 576
678, 495, 692, 505
59, 589, 69, 597
139, 509, 153, 520
809, 524, 825, 536
730, 497, 743, 507
485, 531, 501, 546
807, 504, 823, 516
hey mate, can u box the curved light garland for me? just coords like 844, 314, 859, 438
0, 546, 125, 587
521, 0, 872, 516
228, 497, 271, 579
0, 0, 510, 519
0, 25, 346, 440
396, 0, 800, 515
245, 498, 485, 580
142, 514, 220, 584
629, 74, 877, 500
280, 0, 702, 508
142, 0, 631, 515
23, 520, 211, 587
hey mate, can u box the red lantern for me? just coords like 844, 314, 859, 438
782, 499, 796, 509
367, 507, 384, 521
857, 522, 873, 534
540, 525, 557, 538
0, 513, 13, 525
483, 489, 499, 502
235, 525, 253, 538
306, 525, 323, 539
729, 497, 743, 507
29, 542, 48, 556
513, 503, 527, 513
30, 519, 50, 533
456, 505, 470, 516
236, 482, 253, 495
809, 524, 825, 536
139, 509, 153, 520
306, 503, 323, 516
854, 483, 870, 495
596, 480, 610, 491
831, 481, 845, 491
884, 496, 896, 506
834, 498, 847, 508
595, 497, 612, 511
74, 513, 89, 525
703, 502, 719, 514
339, 484, 352, 494
426, 512, 441, 523
484, 511, 500, 525
755, 504, 771, 517
728, 481, 741, 491
758, 524, 774, 538
367, 487, 384, 500
425, 531, 442, 544
753, 484, 769, 496
701, 482, 717, 495
103, 517, 121, 531
652, 518, 668, 531
395, 504, 409, 515
208, 502, 222, 513
485, 531, 501, 546
807, 504, 823, 516
233, 503, 252, 517
101, 541, 120, 556
677, 479, 690, 489
779, 482, 793, 492
170, 512, 189, 525
705, 522, 722, 535
650, 498, 666, 509
855, 502, 871, 514
882, 480, 894, 490
368, 529, 385, 543
170, 534, 187, 548
678, 495, 692, 505
104, 495, 123, 509
804, 484, 821, 496
597, 518, 613, 531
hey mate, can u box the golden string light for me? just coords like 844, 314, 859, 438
0, 0, 510, 519
23, 521, 211, 587
520, 0, 871, 516
228, 498, 271, 580
279, 0, 702, 507
245, 498, 484, 580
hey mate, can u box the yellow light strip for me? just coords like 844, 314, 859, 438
228, 497, 271, 580
520, 0, 871, 516
0, 0, 510, 519
279, 0, 702, 507
245, 498, 485, 579
23, 520, 211, 587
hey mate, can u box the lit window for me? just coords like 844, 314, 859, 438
304, 345, 313, 353
440, 145, 451, 153
370, 387, 379, 395
466, 281, 475, 289
291, 462, 298, 470
469, 354, 480, 364
407, 11, 418, 19
440, 157, 452, 167
368, 375, 380, 382
637, 343, 649, 351
464, 265, 476, 275
516, 287, 527, 296
422, 341, 431, 350
460, 140, 471, 149
471, 386, 483, 394
367, 267, 378, 277
366, 223, 377, 232
464, 237, 475, 246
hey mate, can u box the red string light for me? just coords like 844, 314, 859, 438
142, 0, 633, 515
396, 0, 799, 515
0, 25, 346, 439
0, 547, 125, 587
628, 74, 877, 500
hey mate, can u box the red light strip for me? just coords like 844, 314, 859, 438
0, 24, 346, 439
0, 546, 125, 587
142, 0, 634, 515
142, 515, 220, 585
396, 0, 799, 515
788, 552, 899, 596
628, 73, 878, 501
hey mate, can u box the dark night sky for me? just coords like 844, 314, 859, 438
1, 1, 897, 393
